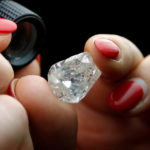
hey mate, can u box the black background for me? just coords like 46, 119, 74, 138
14, 1, 150, 78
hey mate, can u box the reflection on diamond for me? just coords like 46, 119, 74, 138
48, 52, 101, 103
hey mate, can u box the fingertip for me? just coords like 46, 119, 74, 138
15, 75, 48, 102
84, 34, 143, 81
14, 75, 57, 111
84, 34, 121, 73
0, 18, 17, 34
13, 74, 77, 122
11, 75, 50, 114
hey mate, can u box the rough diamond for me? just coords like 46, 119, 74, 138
48, 52, 101, 103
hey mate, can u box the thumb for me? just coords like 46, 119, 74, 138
9, 75, 77, 150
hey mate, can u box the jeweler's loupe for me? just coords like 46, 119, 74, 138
0, 0, 46, 70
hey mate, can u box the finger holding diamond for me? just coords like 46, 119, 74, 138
82, 34, 145, 113
84, 34, 144, 81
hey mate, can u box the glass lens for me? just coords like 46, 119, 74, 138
4, 22, 37, 63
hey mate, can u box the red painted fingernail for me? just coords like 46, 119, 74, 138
0, 18, 17, 34
94, 39, 119, 59
35, 54, 41, 65
8, 79, 18, 98
107, 78, 147, 111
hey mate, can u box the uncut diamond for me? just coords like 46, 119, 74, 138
48, 52, 101, 103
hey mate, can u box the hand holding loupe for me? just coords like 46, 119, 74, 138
0, 0, 46, 70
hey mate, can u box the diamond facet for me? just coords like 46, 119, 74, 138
48, 52, 101, 103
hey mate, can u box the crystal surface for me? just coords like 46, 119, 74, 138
48, 52, 101, 103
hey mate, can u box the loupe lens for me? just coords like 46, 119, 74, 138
0, 0, 46, 70
4, 22, 37, 65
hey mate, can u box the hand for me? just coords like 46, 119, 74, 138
1, 19, 150, 150
0, 19, 40, 150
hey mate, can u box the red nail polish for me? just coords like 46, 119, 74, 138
35, 54, 41, 65
94, 39, 119, 59
0, 18, 17, 33
8, 79, 18, 97
108, 80, 144, 111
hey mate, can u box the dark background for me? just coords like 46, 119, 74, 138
15, 1, 150, 78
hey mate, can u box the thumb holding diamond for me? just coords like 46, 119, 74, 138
9, 75, 77, 150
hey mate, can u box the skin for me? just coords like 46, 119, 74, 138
0, 33, 150, 150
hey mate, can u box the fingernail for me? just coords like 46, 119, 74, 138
35, 54, 41, 65
94, 39, 119, 59
9, 79, 18, 98
0, 18, 17, 34
107, 78, 147, 111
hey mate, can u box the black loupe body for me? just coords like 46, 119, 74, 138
0, 0, 46, 70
